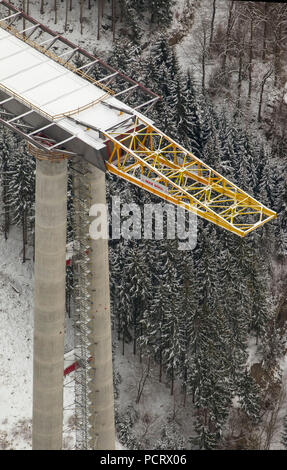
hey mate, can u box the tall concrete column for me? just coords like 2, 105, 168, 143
87, 163, 115, 450
32, 157, 68, 450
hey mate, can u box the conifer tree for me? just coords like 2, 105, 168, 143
237, 369, 261, 423
145, 34, 179, 127
108, 38, 142, 81
6, 141, 35, 261
217, 236, 249, 390
119, 0, 142, 42
125, 241, 152, 355
281, 413, 287, 449
259, 315, 285, 370
0, 126, 16, 240
183, 72, 203, 157
187, 228, 233, 448
150, 0, 173, 26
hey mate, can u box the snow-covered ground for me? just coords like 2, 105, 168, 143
0, 227, 75, 449
0, 226, 195, 450
271, 354, 287, 450
0, 226, 34, 450
114, 339, 195, 450
11, 0, 115, 58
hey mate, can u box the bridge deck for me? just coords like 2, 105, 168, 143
0, 24, 145, 152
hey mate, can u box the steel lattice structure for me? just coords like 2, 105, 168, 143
69, 115, 275, 237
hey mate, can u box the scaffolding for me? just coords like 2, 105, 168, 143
72, 160, 93, 449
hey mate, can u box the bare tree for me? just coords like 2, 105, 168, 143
258, 381, 286, 449
221, 0, 235, 79
247, 15, 254, 103
262, 2, 269, 61
194, 18, 210, 91
236, 37, 245, 109
258, 67, 273, 122
2, 151, 10, 241
80, 0, 84, 35
209, 0, 217, 46
22, 208, 27, 263
54, 0, 58, 25
65, 0, 69, 31
97, 0, 102, 40
269, 4, 287, 87
136, 358, 151, 404
236, 3, 265, 104
112, 0, 116, 41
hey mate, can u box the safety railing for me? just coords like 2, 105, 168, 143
0, 79, 110, 122
0, 21, 114, 95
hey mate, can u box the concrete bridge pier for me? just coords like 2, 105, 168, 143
87, 163, 115, 450
32, 155, 68, 450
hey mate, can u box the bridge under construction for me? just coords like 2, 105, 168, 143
0, 0, 276, 450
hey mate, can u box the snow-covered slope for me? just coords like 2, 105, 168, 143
0, 227, 33, 449
1, 0, 286, 451
0, 228, 76, 450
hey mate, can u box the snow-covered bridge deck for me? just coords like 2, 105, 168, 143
0, 23, 152, 163
0, 0, 157, 167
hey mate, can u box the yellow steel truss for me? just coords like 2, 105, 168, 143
103, 116, 276, 237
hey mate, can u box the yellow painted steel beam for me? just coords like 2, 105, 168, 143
104, 116, 276, 237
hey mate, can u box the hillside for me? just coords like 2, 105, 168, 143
0, 0, 286, 451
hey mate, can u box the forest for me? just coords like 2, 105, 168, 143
0, 0, 287, 450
